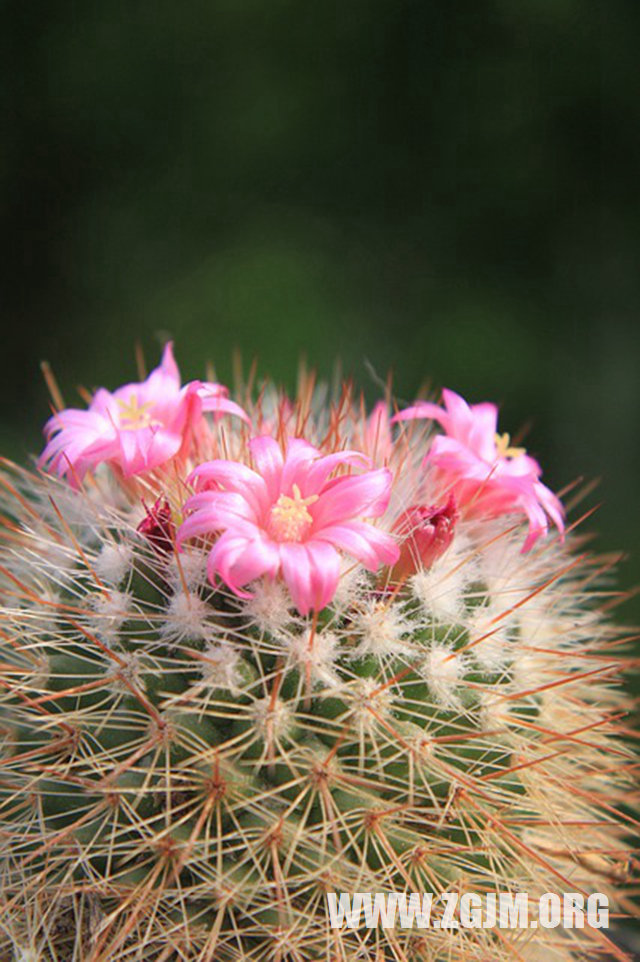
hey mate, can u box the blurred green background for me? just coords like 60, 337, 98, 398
2, 2, 639, 620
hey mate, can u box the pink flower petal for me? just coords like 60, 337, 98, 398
279, 541, 341, 615
209, 531, 280, 597
310, 468, 393, 529
188, 460, 269, 518
178, 506, 259, 548
392, 400, 446, 426
198, 384, 252, 425
86, 389, 120, 421
428, 436, 495, 480
159, 341, 180, 383
184, 490, 259, 527
463, 402, 499, 461
534, 481, 565, 533
304, 540, 342, 611
38, 410, 117, 482
135, 341, 181, 406
316, 522, 399, 571
279, 438, 323, 494
519, 498, 550, 553
249, 436, 284, 501
302, 449, 370, 494
116, 426, 183, 477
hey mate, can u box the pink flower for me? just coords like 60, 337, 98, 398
390, 494, 459, 581
39, 343, 249, 483
393, 388, 564, 551
177, 436, 400, 614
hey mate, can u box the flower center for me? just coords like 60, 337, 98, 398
117, 395, 161, 430
269, 484, 318, 542
494, 432, 526, 460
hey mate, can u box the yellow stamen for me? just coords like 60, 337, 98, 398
269, 484, 319, 542
494, 432, 526, 459
117, 395, 161, 430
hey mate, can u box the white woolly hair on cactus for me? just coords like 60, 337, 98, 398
0, 342, 636, 962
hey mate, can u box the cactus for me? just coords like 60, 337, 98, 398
0, 346, 636, 962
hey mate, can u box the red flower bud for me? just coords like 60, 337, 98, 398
137, 497, 175, 556
390, 494, 458, 581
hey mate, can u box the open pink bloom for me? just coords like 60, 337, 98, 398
39, 343, 249, 483
177, 436, 399, 614
393, 389, 564, 551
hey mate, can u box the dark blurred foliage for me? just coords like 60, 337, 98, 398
2, 1, 640, 620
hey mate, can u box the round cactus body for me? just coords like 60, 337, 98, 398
0, 346, 636, 961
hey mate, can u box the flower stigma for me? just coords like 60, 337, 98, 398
269, 483, 319, 542
494, 432, 526, 460
116, 395, 161, 430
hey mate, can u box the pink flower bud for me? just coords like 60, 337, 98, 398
390, 494, 458, 581
137, 497, 175, 556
